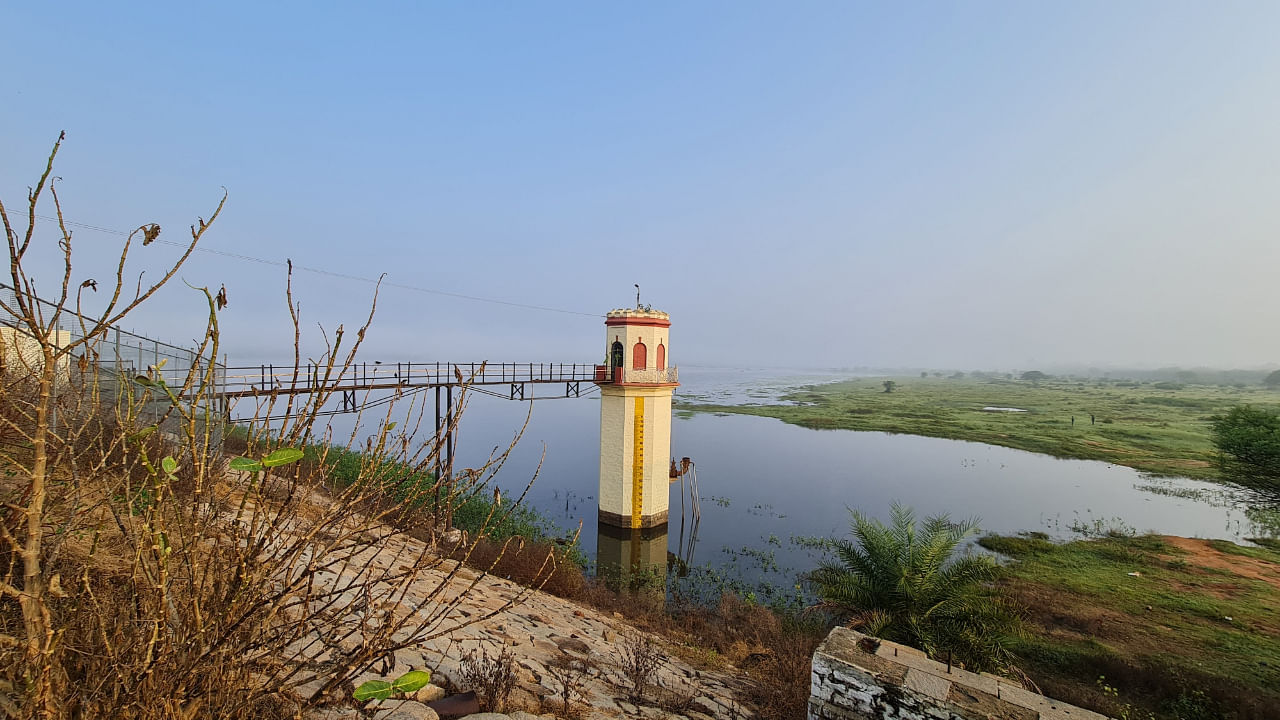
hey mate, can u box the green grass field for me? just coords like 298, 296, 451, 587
979, 532, 1280, 718
680, 376, 1280, 480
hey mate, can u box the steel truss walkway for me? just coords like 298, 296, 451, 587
223, 361, 611, 412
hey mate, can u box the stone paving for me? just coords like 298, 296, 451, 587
293, 528, 752, 720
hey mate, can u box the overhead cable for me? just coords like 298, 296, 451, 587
33, 214, 602, 318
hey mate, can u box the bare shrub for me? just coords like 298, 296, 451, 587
458, 645, 517, 713
574, 584, 823, 719
739, 632, 813, 718
615, 633, 665, 702
544, 650, 594, 719
0, 135, 561, 720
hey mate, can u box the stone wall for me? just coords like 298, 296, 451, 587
809, 627, 1109, 720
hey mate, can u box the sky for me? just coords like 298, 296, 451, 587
3, 2, 1279, 371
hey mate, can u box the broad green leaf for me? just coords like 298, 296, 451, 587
134, 375, 155, 388
229, 457, 263, 472
261, 448, 305, 468
353, 680, 394, 701
128, 426, 157, 443
385, 422, 397, 432
161, 457, 178, 475
391, 670, 431, 694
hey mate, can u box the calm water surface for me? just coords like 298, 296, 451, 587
381, 367, 1277, 587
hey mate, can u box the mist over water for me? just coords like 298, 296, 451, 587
335, 367, 1277, 589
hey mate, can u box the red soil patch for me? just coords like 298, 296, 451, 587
1161, 536, 1280, 591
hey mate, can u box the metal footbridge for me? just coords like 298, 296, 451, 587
221, 361, 679, 411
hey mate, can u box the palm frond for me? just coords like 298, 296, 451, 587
810, 503, 1019, 673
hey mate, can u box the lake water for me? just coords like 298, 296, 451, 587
338, 367, 1280, 590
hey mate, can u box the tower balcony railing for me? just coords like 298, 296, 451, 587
594, 365, 678, 384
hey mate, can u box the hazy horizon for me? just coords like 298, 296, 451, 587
4, 3, 1279, 371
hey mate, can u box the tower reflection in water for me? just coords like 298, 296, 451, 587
595, 514, 699, 592
596, 521, 669, 591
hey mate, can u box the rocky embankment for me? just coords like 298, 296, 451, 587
293, 527, 751, 720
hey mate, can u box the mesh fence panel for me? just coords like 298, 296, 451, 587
0, 282, 226, 440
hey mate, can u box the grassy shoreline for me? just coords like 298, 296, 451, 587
679, 376, 1280, 480
979, 531, 1280, 719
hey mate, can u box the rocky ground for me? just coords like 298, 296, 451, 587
292, 528, 753, 720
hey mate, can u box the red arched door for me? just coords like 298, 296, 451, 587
656, 343, 666, 369
632, 341, 647, 370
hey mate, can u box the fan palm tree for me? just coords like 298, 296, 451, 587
812, 503, 1018, 672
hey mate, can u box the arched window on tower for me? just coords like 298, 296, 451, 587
632, 341, 647, 370
610, 340, 624, 370
656, 343, 666, 370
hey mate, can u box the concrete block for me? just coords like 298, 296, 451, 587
903, 668, 952, 701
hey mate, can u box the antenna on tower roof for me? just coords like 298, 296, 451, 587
635, 284, 641, 308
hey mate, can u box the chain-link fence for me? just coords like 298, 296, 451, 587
0, 282, 227, 440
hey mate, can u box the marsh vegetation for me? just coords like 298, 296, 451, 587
682, 375, 1280, 480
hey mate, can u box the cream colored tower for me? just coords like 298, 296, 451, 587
596, 308, 678, 529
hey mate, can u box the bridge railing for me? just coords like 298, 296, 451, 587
222, 361, 605, 395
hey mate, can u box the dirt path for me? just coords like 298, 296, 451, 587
1161, 536, 1280, 590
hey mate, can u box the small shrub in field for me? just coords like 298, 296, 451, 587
459, 646, 517, 712
545, 651, 593, 719
615, 633, 664, 701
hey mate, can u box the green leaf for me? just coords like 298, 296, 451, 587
261, 448, 305, 468
161, 457, 178, 475
391, 670, 431, 694
386, 421, 397, 432
229, 457, 263, 473
134, 375, 155, 388
128, 426, 158, 443
353, 680, 394, 701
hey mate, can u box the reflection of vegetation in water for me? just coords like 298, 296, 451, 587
1216, 462, 1280, 501
705, 495, 731, 507
1036, 510, 1142, 539
597, 560, 668, 593
658, 532, 835, 613
1134, 482, 1223, 503
1135, 477, 1280, 540
1245, 506, 1280, 537
671, 563, 807, 614
746, 502, 786, 519
721, 544, 780, 575
1066, 515, 1139, 538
